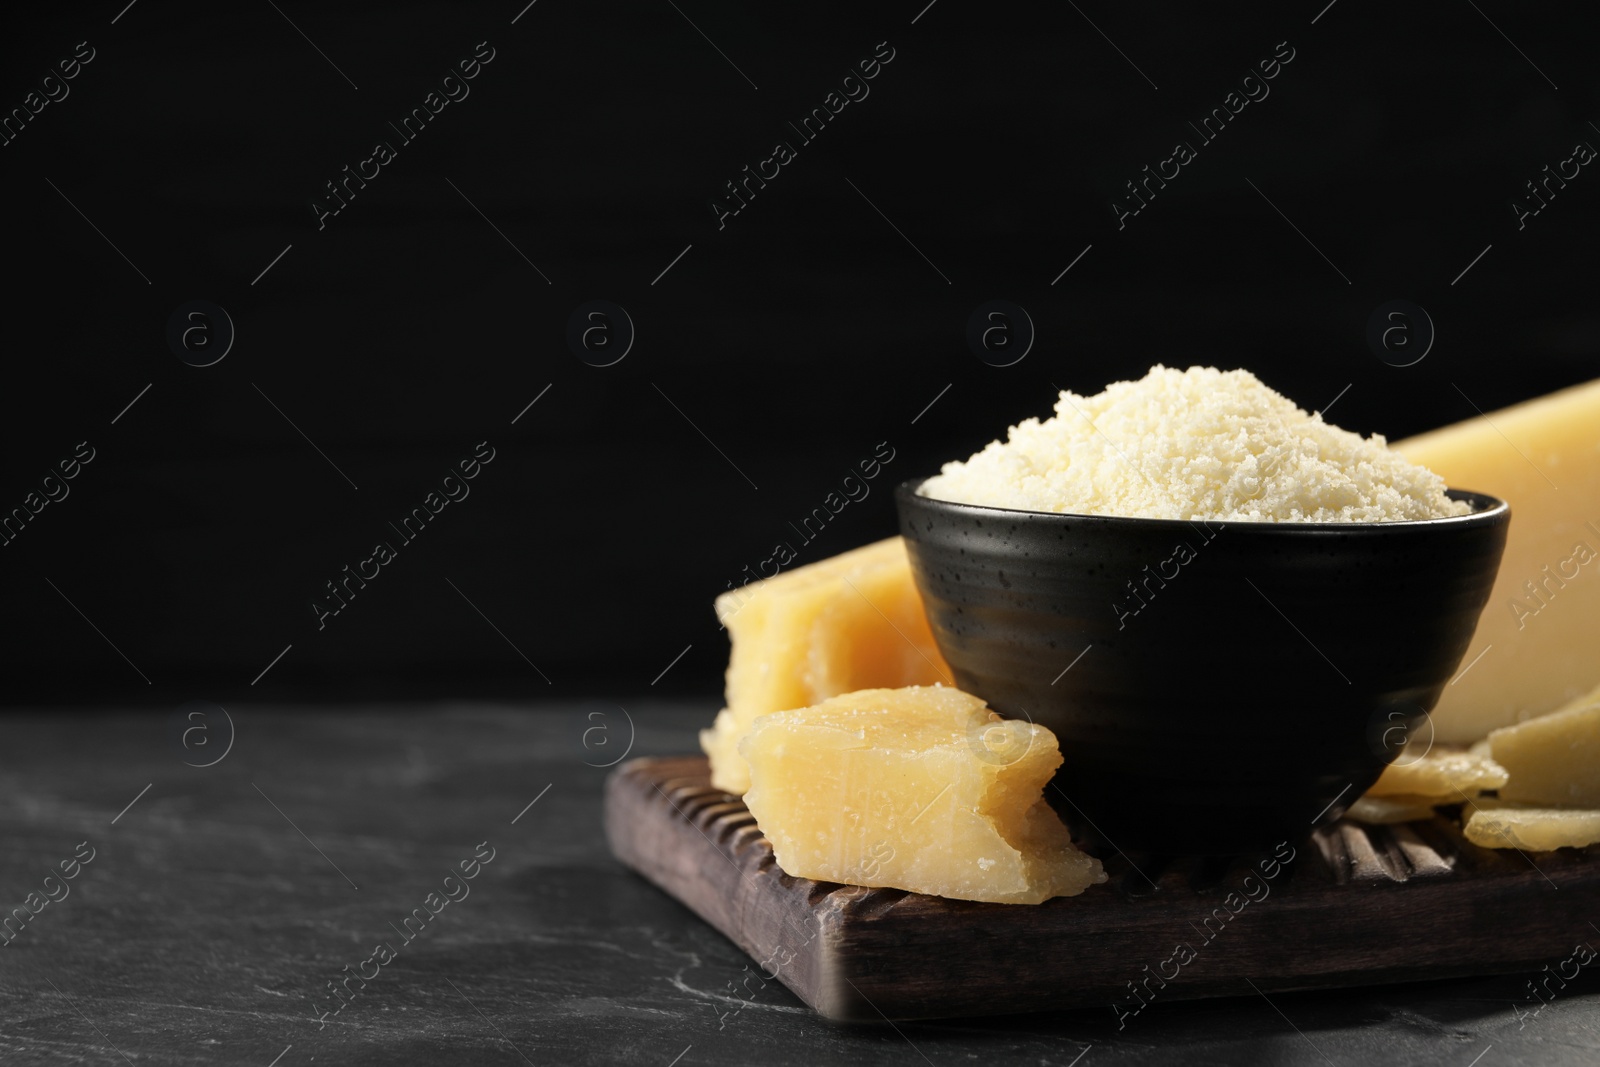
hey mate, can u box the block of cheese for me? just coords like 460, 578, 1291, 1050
1464, 801, 1600, 851
1344, 795, 1442, 825
1490, 704, 1600, 807
1364, 744, 1508, 798
1394, 377, 1600, 741
739, 686, 1106, 904
700, 537, 953, 794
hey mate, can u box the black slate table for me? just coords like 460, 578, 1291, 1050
2, 703, 1595, 1066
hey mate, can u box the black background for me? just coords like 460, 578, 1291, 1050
3, 0, 1597, 705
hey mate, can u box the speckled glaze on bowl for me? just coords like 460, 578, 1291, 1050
896, 480, 1510, 855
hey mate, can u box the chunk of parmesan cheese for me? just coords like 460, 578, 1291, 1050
739, 686, 1105, 904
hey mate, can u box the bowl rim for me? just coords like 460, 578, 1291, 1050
895, 478, 1509, 533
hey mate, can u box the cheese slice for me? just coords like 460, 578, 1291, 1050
1464, 800, 1600, 851
1394, 377, 1600, 741
739, 686, 1105, 904
1490, 703, 1600, 807
700, 537, 953, 794
1364, 744, 1507, 798
1344, 795, 1442, 824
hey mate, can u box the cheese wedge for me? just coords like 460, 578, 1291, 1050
1463, 802, 1600, 851
701, 537, 953, 794
1394, 378, 1600, 741
739, 686, 1105, 904
1490, 704, 1600, 807
1364, 744, 1507, 798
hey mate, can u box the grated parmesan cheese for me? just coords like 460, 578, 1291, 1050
919, 366, 1470, 523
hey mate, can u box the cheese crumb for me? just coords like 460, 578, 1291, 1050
920, 366, 1471, 523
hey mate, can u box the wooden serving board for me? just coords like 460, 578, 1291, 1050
605, 755, 1600, 1023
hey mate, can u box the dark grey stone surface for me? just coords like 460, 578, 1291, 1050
0, 704, 1594, 1066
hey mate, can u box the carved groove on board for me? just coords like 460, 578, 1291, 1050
681, 791, 734, 822
657, 776, 718, 799
1383, 824, 1455, 880
805, 880, 846, 907
728, 823, 766, 854
655, 784, 723, 817
699, 800, 750, 833
1311, 824, 1353, 885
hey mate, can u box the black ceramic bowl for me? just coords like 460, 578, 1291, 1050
896, 480, 1510, 855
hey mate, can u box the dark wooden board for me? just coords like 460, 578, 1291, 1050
605, 754, 1600, 1023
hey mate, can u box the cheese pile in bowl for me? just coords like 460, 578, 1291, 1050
919, 365, 1469, 523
